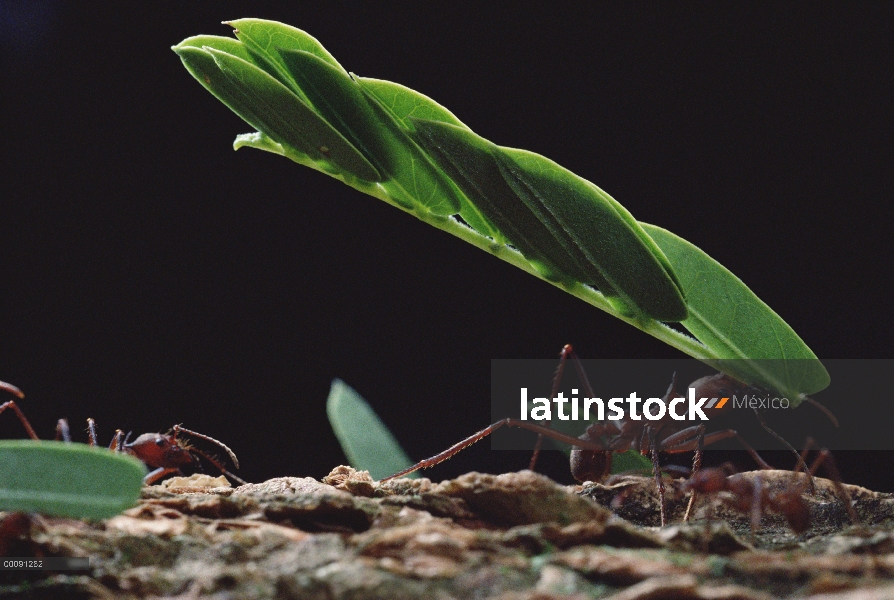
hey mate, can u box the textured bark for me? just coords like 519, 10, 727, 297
0, 469, 892, 599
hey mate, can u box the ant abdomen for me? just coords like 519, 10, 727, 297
570, 446, 612, 483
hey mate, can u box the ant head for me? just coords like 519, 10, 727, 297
683, 467, 733, 494
124, 433, 197, 469
772, 489, 811, 534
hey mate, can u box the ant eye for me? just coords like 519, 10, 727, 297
155, 438, 165, 447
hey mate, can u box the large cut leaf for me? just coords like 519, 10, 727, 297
175, 19, 828, 398
326, 379, 416, 480
0, 440, 145, 520
641, 223, 829, 402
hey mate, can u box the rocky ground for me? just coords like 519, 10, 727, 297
1, 467, 893, 599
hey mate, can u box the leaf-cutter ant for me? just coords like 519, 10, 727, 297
0, 381, 245, 485
382, 345, 838, 527
681, 439, 859, 535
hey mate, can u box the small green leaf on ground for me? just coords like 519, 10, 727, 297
326, 379, 417, 479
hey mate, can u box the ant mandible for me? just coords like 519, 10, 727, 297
381, 345, 834, 526
0, 381, 245, 485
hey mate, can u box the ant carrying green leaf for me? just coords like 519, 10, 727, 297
381, 345, 839, 526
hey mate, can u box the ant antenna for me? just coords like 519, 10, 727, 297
0, 381, 24, 399
802, 396, 839, 428
173, 424, 240, 470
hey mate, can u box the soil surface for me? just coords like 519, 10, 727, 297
1, 467, 893, 599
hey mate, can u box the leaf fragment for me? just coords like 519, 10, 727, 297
326, 379, 416, 480
0, 440, 145, 520
174, 20, 828, 398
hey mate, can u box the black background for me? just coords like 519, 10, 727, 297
2, 4, 892, 489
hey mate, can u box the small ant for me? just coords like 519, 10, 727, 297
0, 380, 245, 486
682, 440, 859, 535
382, 345, 836, 527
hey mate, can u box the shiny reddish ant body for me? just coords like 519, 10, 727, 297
0, 380, 244, 485
383, 345, 836, 527
682, 441, 859, 535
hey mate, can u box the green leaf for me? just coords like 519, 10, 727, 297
173, 45, 381, 182
280, 50, 464, 215
326, 379, 416, 480
610, 450, 653, 475
175, 20, 826, 393
411, 118, 604, 285
0, 440, 145, 520
641, 223, 830, 401
227, 18, 345, 101
496, 148, 687, 322
357, 78, 496, 236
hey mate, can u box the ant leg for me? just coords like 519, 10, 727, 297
659, 427, 773, 470
186, 447, 248, 486
108, 430, 125, 451
647, 426, 667, 526
0, 401, 40, 440
799, 440, 860, 527
750, 408, 814, 492
55, 419, 71, 442
750, 474, 764, 537
691, 424, 705, 475
172, 425, 240, 470
683, 425, 706, 522
530, 345, 582, 471
144, 467, 181, 485
382, 418, 609, 481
